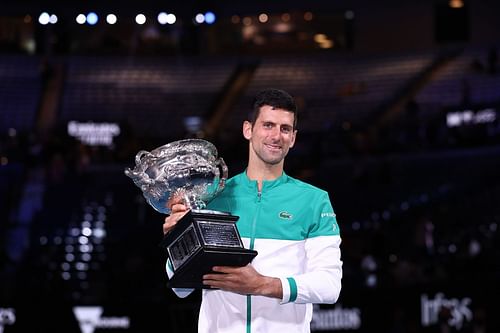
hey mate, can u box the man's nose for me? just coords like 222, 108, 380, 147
269, 127, 281, 140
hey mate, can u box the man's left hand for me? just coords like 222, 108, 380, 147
202, 265, 283, 299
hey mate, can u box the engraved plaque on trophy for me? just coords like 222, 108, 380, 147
125, 139, 257, 289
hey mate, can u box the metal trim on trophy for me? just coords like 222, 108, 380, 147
125, 139, 257, 289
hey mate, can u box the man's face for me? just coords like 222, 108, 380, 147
243, 105, 297, 166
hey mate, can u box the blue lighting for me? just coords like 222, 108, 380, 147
205, 11, 216, 24
86, 12, 98, 25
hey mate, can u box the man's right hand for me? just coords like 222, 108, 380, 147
163, 200, 189, 235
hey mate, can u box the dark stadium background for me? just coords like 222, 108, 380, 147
1, 0, 499, 332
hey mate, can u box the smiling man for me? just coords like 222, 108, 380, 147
164, 88, 343, 333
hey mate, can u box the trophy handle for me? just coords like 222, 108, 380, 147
215, 157, 228, 195
124, 150, 154, 187
135, 150, 150, 165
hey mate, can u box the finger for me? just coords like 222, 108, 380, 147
203, 274, 220, 281
212, 265, 247, 274
164, 211, 186, 224
211, 266, 232, 273
163, 215, 179, 233
163, 220, 177, 234
166, 195, 186, 210
171, 203, 188, 213
202, 278, 244, 293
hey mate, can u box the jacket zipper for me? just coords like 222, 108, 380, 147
247, 187, 262, 333
249, 190, 261, 250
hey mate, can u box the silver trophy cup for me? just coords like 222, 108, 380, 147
125, 139, 257, 288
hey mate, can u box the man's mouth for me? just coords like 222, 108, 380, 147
264, 143, 282, 151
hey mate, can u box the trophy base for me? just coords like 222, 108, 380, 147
160, 210, 258, 289
167, 247, 258, 289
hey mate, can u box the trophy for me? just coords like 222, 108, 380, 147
125, 139, 257, 289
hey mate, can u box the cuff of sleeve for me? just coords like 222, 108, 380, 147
166, 259, 174, 278
279, 277, 298, 304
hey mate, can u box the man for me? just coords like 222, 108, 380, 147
164, 88, 342, 333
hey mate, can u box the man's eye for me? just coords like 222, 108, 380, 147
281, 127, 292, 133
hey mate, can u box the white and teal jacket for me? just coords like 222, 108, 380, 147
167, 171, 342, 333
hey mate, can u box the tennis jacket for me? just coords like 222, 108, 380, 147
167, 171, 342, 333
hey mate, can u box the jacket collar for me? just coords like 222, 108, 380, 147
238, 170, 288, 192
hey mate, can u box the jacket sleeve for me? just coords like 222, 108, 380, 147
280, 192, 342, 304
166, 258, 195, 298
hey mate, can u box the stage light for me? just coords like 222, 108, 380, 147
195, 13, 205, 24
70, 227, 80, 237
49, 14, 58, 24
78, 236, 89, 245
38, 12, 50, 25
449, 0, 464, 8
242, 17, 252, 26
39, 236, 48, 245
82, 227, 92, 237
86, 12, 98, 25
7, 128, 16, 137
76, 262, 88, 271
258, 13, 268, 23
314, 33, 327, 43
106, 14, 117, 25
76, 14, 86, 24
352, 221, 361, 230
166, 13, 176, 24
93, 228, 106, 238
205, 11, 216, 24
158, 12, 168, 25
135, 14, 146, 25
231, 15, 240, 24
366, 274, 377, 287
319, 40, 334, 49
80, 244, 92, 253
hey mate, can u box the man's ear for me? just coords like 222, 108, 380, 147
289, 129, 297, 148
243, 121, 253, 140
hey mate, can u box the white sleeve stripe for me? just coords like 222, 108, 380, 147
279, 276, 291, 304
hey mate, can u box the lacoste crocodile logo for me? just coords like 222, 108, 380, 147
279, 211, 293, 220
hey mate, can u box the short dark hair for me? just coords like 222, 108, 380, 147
250, 88, 298, 129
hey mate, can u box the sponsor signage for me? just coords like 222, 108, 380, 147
311, 304, 362, 331
67, 121, 121, 146
73, 306, 130, 333
0, 308, 15, 333
446, 107, 497, 128
421, 293, 473, 330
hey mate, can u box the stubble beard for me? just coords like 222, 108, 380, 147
253, 144, 287, 166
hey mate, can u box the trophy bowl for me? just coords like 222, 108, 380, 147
124, 139, 227, 214
124, 139, 257, 289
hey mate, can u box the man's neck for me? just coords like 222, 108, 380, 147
246, 160, 283, 191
